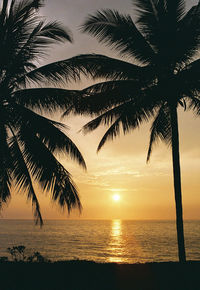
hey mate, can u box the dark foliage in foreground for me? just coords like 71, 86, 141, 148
0, 260, 199, 290
6, 245, 50, 262
0, 0, 86, 226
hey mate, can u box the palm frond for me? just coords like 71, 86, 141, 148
133, 0, 162, 51
175, 59, 200, 95
0, 1, 42, 66
9, 0, 43, 15
52, 160, 82, 212
0, 0, 8, 28
83, 99, 155, 151
0, 122, 12, 206
134, 0, 185, 23
10, 19, 72, 71
134, 0, 187, 66
97, 116, 122, 151
18, 54, 152, 87
147, 103, 171, 162
175, 1, 200, 65
37, 21, 72, 43
9, 134, 43, 226
82, 9, 155, 64
187, 95, 200, 115
13, 88, 78, 113
82, 86, 160, 151
16, 129, 82, 212
71, 79, 161, 118
0, 0, 72, 89
98, 101, 157, 151
11, 105, 86, 169
17, 57, 84, 86
166, 0, 186, 21
69, 80, 147, 116
82, 103, 128, 134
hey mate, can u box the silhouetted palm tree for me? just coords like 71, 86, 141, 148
68, 0, 200, 262
0, 0, 86, 226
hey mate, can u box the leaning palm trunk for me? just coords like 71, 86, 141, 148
170, 105, 186, 262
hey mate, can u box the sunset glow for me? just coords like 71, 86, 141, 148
2, 0, 200, 222
112, 194, 120, 202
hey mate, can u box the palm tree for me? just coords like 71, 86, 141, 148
68, 0, 200, 262
0, 0, 87, 226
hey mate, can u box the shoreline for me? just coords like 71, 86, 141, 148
0, 260, 199, 290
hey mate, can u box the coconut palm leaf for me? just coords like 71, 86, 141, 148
134, 0, 186, 35
16, 129, 81, 212
147, 103, 171, 162
81, 83, 161, 151
187, 96, 200, 115
13, 88, 78, 113
82, 9, 155, 64
0, 122, 12, 205
11, 104, 86, 169
2, 15, 72, 89
82, 103, 132, 134
73, 79, 162, 118
0, 0, 8, 28
176, 59, 200, 94
174, 1, 200, 66
97, 103, 155, 151
18, 54, 154, 88
69, 80, 145, 116
9, 134, 43, 226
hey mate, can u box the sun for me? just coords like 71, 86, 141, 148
112, 194, 120, 202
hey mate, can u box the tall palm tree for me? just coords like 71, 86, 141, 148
0, 0, 87, 226
68, 0, 200, 262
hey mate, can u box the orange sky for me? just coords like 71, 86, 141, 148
2, 0, 200, 221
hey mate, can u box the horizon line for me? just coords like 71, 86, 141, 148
1, 218, 200, 221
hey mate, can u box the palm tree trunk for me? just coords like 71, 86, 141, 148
170, 105, 186, 263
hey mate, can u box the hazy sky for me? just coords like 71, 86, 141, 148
3, 0, 200, 221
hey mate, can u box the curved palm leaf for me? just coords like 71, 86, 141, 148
175, 1, 200, 65
9, 134, 43, 226
147, 103, 171, 162
0, 122, 12, 205
16, 129, 81, 212
175, 59, 200, 95
187, 96, 200, 115
82, 9, 155, 63
97, 104, 154, 151
69, 80, 145, 116
73, 79, 162, 119
81, 83, 161, 150
0, 0, 85, 224
13, 88, 79, 113
11, 104, 86, 169
18, 54, 154, 87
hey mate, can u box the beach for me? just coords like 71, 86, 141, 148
0, 260, 199, 290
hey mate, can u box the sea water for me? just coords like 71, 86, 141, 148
0, 219, 199, 263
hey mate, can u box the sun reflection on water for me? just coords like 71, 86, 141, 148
107, 219, 123, 263
112, 219, 122, 237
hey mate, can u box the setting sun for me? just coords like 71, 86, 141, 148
112, 194, 120, 202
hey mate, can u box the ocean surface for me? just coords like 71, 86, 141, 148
0, 219, 199, 263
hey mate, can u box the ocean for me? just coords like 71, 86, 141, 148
0, 219, 199, 263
